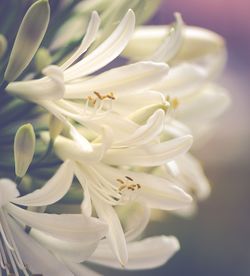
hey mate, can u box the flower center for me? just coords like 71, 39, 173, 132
83, 91, 116, 119
116, 176, 142, 203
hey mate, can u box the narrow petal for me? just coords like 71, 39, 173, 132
7, 204, 107, 243
89, 236, 180, 270
60, 11, 101, 70
64, 61, 169, 98
13, 160, 74, 206
8, 217, 74, 276
64, 10, 135, 81
149, 13, 184, 62
93, 198, 128, 266
114, 109, 165, 147
103, 135, 193, 167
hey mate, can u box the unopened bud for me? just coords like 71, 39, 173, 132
14, 124, 36, 177
4, 0, 50, 82
49, 115, 64, 140
129, 103, 169, 125
0, 34, 7, 59
35, 47, 52, 72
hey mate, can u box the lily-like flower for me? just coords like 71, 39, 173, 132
0, 162, 108, 275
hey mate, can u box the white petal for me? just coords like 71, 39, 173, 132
7, 204, 107, 243
64, 10, 135, 81
6, 65, 64, 101
90, 236, 180, 270
8, 217, 74, 276
154, 63, 207, 96
114, 109, 165, 147
31, 229, 98, 263
93, 198, 128, 266
64, 61, 169, 98
74, 164, 92, 216
116, 202, 151, 242
176, 83, 231, 125
12, 160, 74, 206
149, 13, 184, 62
103, 135, 193, 167
60, 11, 100, 70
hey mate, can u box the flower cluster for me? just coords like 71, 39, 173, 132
0, 0, 230, 275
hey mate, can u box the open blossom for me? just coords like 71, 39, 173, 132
0, 0, 230, 274
0, 175, 108, 275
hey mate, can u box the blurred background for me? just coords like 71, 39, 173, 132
148, 1, 250, 275
97, 0, 250, 275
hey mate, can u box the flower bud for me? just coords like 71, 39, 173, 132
14, 124, 36, 178
49, 115, 64, 141
4, 0, 50, 82
0, 34, 7, 59
34, 47, 52, 72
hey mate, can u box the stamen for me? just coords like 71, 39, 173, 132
116, 176, 142, 202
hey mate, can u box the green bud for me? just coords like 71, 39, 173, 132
14, 124, 36, 178
49, 115, 64, 141
4, 0, 50, 82
34, 47, 52, 72
0, 34, 7, 59
129, 103, 169, 125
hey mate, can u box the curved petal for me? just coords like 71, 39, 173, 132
13, 160, 74, 206
64, 10, 135, 81
31, 229, 98, 263
89, 236, 180, 270
103, 135, 193, 167
60, 11, 100, 70
64, 260, 101, 276
7, 204, 108, 243
93, 198, 128, 266
8, 217, 74, 276
149, 13, 184, 62
114, 109, 165, 147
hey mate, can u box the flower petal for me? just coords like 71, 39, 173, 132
60, 11, 100, 70
13, 160, 74, 206
64, 61, 169, 98
64, 10, 135, 81
31, 229, 98, 263
7, 204, 108, 243
8, 216, 74, 276
6, 65, 64, 101
90, 236, 180, 270
114, 109, 165, 147
103, 135, 193, 167
93, 198, 128, 266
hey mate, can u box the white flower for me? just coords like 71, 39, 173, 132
0, 162, 108, 275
